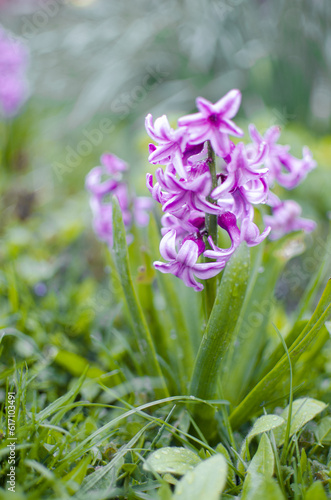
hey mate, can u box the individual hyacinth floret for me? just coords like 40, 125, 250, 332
0, 26, 29, 117
146, 90, 317, 291
86, 153, 153, 247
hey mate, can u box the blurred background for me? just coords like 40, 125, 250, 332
1, 0, 330, 188
0, 0, 330, 375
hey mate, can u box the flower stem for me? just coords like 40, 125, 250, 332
203, 141, 218, 318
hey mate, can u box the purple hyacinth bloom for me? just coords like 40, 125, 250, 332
153, 163, 223, 217
161, 209, 205, 240
85, 167, 118, 199
86, 153, 128, 198
89, 184, 132, 247
248, 124, 316, 189
212, 142, 269, 204
0, 27, 28, 116
145, 114, 188, 179
154, 229, 225, 291
100, 153, 128, 174
178, 90, 244, 158
205, 211, 270, 261
264, 200, 316, 241
275, 147, 316, 190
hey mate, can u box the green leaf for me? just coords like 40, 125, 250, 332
317, 416, 331, 444
112, 196, 168, 398
274, 398, 327, 446
143, 447, 201, 476
241, 474, 285, 500
230, 280, 331, 429
305, 481, 328, 500
247, 434, 274, 477
223, 245, 283, 404
247, 415, 285, 442
173, 454, 227, 500
215, 442, 235, 483
238, 415, 284, 473
190, 243, 250, 424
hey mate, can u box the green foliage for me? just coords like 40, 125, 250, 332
1, 102, 331, 499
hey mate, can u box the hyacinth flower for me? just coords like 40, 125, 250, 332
146, 90, 317, 294
0, 26, 29, 117
264, 199, 316, 241
86, 152, 152, 247
84, 90, 321, 436
204, 212, 271, 262
178, 89, 244, 157
145, 114, 189, 179
154, 230, 226, 292
248, 124, 316, 189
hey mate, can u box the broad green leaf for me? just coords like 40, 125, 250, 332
241, 474, 285, 500
230, 280, 331, 429
238, 415, 283, 473
274, 398, 327, 446
247, 433, 274, 477
143, 447, 201, 475
190, 243, 250, 423
305, 481, 328, 500
173, 454, 227, 500
317, 416, 331, 444
223, 245, 282, 404
247, 415, 285, 442
112, 196, 168, 398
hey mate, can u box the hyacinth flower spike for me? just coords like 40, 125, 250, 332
178, 89, 244, 158
154, 230, 225, 292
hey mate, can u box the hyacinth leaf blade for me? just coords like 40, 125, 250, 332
230, 279, 331, 429
221, 245, 285, 405
111, 195, 169, 399
148, 214, 195, 389
189, 242, 250, 431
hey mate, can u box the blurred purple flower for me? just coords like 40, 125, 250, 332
134, 196, 153, 227
248, 124, 316, 189
154, 229, 225, 291
178, 90, 244, 158
0, 27, 28, 116
264, 200, 316, 240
